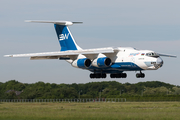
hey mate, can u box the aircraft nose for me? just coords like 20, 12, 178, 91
156, 57, 163, 68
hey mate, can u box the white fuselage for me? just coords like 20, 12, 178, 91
70, 47, 163, 74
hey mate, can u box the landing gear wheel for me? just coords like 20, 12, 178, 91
96, 74, 101, 78
122, 73, 127, 78
110, 74, 116, 78
136, 72, 145, 78
90, 73, 95, 78
136, 73, 141, 78
110, 73, 127, 78
102, 73, 106, 78
116, 74, 121, 78
141, 73, 145, 78
90, 73, 107, 79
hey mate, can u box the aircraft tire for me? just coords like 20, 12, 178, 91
136, 73, 140, 78
90, 73, 95, 79
122, 73, 127, 78
141, 73, 145, 78
116, 74, 121, 78
136, 73, 145, 78
110, 74, 115, 78
96, 73, 101, 78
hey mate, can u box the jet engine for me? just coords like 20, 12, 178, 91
92, 57, 112, 68
71, 58, 91, 68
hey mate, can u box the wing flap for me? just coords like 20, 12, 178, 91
30, 56, 59, 60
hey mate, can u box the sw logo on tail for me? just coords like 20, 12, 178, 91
4, 20, 177, 79
59, 33, 70, 41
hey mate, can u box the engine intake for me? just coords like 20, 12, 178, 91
92, 57, 112, 68
72, 58, 91, 68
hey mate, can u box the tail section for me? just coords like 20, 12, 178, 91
25, 20, 82, 51
54, 24, 82, 51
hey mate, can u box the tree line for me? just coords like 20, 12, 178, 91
0, 80, 180, 100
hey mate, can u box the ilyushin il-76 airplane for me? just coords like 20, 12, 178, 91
4, 20, 177, 79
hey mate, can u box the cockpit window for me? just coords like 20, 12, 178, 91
145, 52, 159, 57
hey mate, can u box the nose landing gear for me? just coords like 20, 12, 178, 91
136, 71, 145, 78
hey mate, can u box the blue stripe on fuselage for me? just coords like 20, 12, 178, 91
84, 62, 143, 73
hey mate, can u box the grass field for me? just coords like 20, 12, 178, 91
0, 102, 180, 120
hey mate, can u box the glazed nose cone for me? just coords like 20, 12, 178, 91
156, 57, 163, 68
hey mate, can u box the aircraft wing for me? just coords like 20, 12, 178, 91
4, 47, 115, 60
157, 53, 177, 58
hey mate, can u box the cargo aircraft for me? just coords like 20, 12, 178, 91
4, 20, 177, 79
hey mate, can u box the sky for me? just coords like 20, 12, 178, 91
0, 0, 180, 85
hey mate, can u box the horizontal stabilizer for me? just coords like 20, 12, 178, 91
25, 20, 83, 26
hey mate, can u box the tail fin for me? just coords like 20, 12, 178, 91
54, 24, 82, 51
25, 20, 82, 51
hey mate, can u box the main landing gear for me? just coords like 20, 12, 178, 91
90, 73, 107, 79
89, 72, 145, 79
110, 73, 127, 78
136, 71, 145, 78
89, 73, 127, 79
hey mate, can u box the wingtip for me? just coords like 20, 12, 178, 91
4, 55, 13, 57
25, 20, 32, 23
72, 22, 83, 24
169, 55, 177, 58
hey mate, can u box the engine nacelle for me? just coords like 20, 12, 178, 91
71, 58, 91, 68
92, 57, 112, 68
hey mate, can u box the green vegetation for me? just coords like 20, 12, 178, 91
0, 80, 180, 101
0, 102, 180, 120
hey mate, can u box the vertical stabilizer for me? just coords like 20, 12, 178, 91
54, 24, 82, 51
